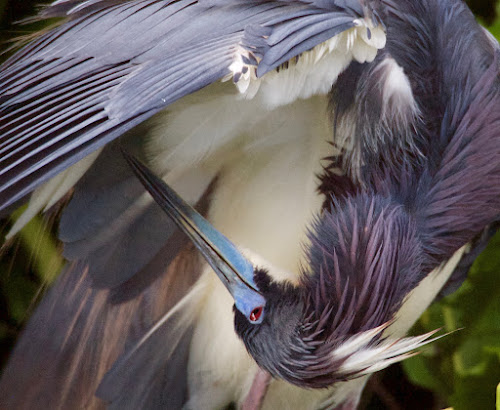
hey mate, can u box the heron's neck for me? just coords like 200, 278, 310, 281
303, 193, 424, 339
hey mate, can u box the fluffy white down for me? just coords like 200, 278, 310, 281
229, 17, 386, 108
171, 93, 336, 408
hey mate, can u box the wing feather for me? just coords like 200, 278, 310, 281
57, 139, 216, 288
97, 281, 206, 409
0, 0, 380, 210
0, 241, 202, 409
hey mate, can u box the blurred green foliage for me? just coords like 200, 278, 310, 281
403, 232, 500, 409
0, 0, 499, 409
497, 383, 500, 410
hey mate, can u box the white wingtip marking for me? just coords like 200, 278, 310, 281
227, 17, 386, 108
224, 46, 260, 98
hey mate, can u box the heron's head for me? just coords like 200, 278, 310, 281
232, 193, 437, 387
125, 153, 442, 388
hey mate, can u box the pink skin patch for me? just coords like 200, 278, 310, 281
241, 369, 272, 410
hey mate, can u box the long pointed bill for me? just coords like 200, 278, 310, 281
124, 151, 266, 323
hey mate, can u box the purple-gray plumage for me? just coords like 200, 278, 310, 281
0, 0, 383, 211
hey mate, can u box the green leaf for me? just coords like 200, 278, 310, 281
496, 383, 500, 410
402, 355, 444, 391
404, 229, 500, 407
449, 359, 500, 410
488, 3, 500, 39
10, 207, 64, 285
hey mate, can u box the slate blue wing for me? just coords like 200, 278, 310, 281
0, 0, 373, 210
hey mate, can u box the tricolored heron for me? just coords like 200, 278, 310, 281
0, 0, 499, 409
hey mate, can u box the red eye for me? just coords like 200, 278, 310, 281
249, 306, 263, 322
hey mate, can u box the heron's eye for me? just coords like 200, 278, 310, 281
249, 306, 263, 323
